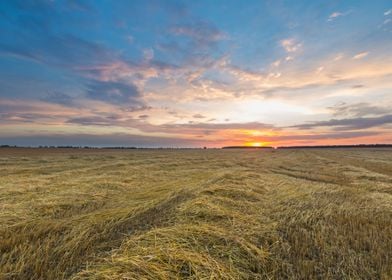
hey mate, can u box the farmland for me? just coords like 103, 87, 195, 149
0, 148, 391, 279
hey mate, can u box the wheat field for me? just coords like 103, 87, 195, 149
0, 148, 391, 279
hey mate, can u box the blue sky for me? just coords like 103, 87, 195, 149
0, 0, 391, 147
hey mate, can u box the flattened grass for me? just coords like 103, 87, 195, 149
1, 148, 391, 279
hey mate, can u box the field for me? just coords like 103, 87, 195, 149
0, 148, 391, 279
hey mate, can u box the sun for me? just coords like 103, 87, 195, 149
248, 142, 263, 147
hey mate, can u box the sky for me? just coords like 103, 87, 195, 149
0, 0, 391, 147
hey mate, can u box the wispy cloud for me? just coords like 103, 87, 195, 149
328, 102, 391, 117
328, 12, 343, 21
193, 114, 206, 119
170, 21, 226, 48
0, 33, 113, 68
333, 53, 344, 61
328, 11, 351, 21
138, 114, 149, 119
291, 114, 392, 130
40, 92, 76, 107
352, 52, 369, 59
271, 60, 281, 67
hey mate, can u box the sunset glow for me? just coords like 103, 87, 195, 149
0, 1, 391, 147
249, 142, 263, 147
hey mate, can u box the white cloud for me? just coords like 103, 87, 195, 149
328, 11, 351, 22
267, 72, 281, 79
280, 38, 302, 53
271, 59, 281, 67
333, 53, 344, 61
328, 12, 344, 21
316, 66, 324, 74
352, 52, 369, 60
285, 56, 293, 61
384, 9, 392, 16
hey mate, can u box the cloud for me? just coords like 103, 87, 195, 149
41, 92, 75, 106
67, 116, 125, 126
193, 114, 206, 119
316, 66, 324, 74
352, 52, 369, 59
259, 131, 382, 142
152, 53, 392, 103
328, 102, 391, 117
0, 2, 118, 82
328, 12, 344, 21
0, 33, 113, 68
143, 48, 154, 61
85, 80, 141, 105
1, 96, 390, 147
291, 114, 392, 130
0, 113, 53, 124
381, 18, 391, 27
271, 60, 281, 67
258, 83, 325, 99
225, 64, 264, 82
0, 102, 83, 127
385, 9, 392, 16
170, 21, 226, 48
160, 121, 276, 132
79, 60, 177, 88
328, 10, 352, 21
65, 115, 276, 137
280, 38, 302, 53
333, 53, 344, 61
122, 105, 153, 112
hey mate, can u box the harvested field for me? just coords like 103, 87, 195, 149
0, 148, 391, 279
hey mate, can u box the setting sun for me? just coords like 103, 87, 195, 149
246, 142, 263, 147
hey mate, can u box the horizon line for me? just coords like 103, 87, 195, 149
1, 144, 392, 150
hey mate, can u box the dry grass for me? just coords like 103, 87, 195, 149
0, 148, 391, 279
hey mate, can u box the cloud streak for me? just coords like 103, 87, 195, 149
352, 52, 369, 60
328, 102, 391, 117
170, 21, 226, 48
291, 115, 392, 130
327, 10, 353, 22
